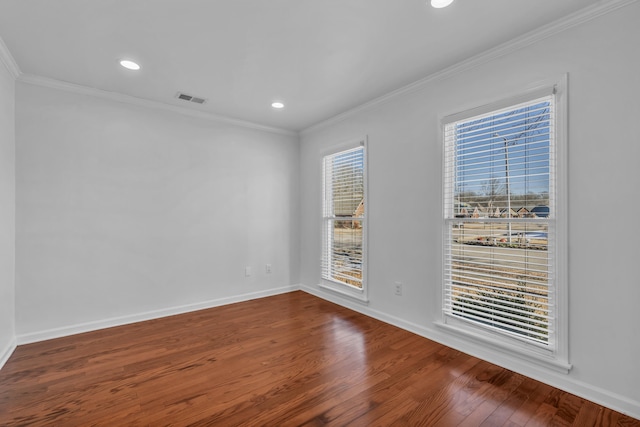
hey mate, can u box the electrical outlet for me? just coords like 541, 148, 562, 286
245, 266, 252, 277
265, 264, 272, 274
394, 282, 402, 296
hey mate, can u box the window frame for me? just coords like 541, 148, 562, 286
319, 137, 369, 303
437, 77, 570, 372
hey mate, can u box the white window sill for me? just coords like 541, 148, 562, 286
435, 320, 571, 374
319, 280, 369, 305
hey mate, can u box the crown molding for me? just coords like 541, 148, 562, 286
17, 74, 298, 137
301, 0, 638, 136
0, 36, 21, 79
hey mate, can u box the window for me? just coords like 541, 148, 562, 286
321, 140, 367, 299
441, 83, 568, 369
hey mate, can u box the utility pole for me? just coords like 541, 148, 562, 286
495, 134, 515, 243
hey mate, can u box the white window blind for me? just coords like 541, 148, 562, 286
443, 95, 556, 348
322, 145, 365, 289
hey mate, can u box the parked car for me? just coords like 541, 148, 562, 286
530, 205, 549, 218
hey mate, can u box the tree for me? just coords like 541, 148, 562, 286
481, 178, 506, 209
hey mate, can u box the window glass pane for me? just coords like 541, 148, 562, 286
448, 99, 552, 218
446, 221, 550, 344
322, 146, 365, 289
324, 219, 363, 288
443, 95, 555, 348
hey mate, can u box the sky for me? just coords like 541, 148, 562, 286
453, 97, 552, 205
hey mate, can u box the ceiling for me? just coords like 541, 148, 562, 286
0, 0, 602, 132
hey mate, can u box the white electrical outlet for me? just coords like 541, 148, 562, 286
394, 281, 402, 296
245, 266, 252, 277
265, 264, 272, 274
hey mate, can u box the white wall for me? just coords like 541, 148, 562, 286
0, 52, 16, 368
15, 82, 299, 341
4, 0, 640, 419
300, 2, 640, 418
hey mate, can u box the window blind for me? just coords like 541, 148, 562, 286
443, 95, 556, 347
322, 146, 365, 289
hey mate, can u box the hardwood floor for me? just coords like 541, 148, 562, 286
1, 291, 638, 426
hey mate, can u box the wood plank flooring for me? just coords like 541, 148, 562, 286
1, 291, 638, 426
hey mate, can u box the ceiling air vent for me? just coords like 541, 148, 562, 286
176, 92, 207, 105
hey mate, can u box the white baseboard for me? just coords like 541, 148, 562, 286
0, 336, 17, 370
16, 285, 300, 345
300, 284, 640, 421
9, 283, 639, 420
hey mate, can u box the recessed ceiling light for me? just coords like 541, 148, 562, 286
430, 0, 454, 8
271, 102, 285, 109
120, 60, 141, 70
